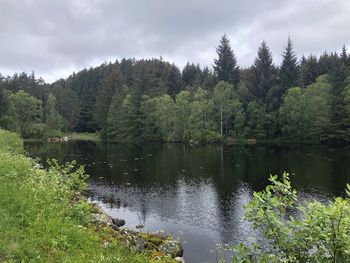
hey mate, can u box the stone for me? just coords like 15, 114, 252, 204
135, 224, 144, 229
175, 257, 185, 263
111, 218, 125, 227
152, 230, 171, 240
91, 212, 111, 226
135, 237, 145, 251
159, 240, 183, 258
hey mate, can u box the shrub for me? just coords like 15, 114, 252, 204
231, 173, 350, 262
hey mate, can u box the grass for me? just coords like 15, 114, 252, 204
0, 129, 175, 263
68, 132, 100, 142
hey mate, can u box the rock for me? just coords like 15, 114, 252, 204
135, 237, 145, 251
159, 240, 183, 258
111, 218, 125, 227
152, 230, 171, 240
175, 257, 185, 263
91, 203, 104, 214
61, 136, 69, 142
136, 224, 144, 229
91, 212, 111, 226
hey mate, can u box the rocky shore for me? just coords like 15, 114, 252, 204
89, 202, 185, 262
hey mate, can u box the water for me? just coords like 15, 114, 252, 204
25, 141, 350, 263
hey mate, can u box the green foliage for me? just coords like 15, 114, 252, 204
45, 94, 64, 136
154, 94, 176, 141
174, 91, 192, 141
232, 172, 350, 262
280, 75, 331, 141
245, 101, 267, 138
12, 90, 44, 138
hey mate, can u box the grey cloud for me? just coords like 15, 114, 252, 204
0, 0, 349, 82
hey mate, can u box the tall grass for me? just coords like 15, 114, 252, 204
0, 129, 171, 263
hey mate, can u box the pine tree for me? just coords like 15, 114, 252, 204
214, 35, 240, 87
95, 65, 125, 129
182, 62, 202, 87
300, 55, 319, 88
341, 45, 348, 67
166, 64, 183, 98
280, 37, 299, 91
249, 41, 276, 104
0, 81, 6, 118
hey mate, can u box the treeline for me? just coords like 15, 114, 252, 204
1, 35, 350, 142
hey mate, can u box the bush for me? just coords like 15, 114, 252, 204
231, 173, 350, 262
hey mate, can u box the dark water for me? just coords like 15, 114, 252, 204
25, 141, 350, 263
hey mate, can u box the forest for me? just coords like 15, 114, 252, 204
1, 35, 350, 143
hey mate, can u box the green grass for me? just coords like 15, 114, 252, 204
0, 129, 174, 263
68, 132, 100, 142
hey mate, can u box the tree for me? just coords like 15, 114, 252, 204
95, 65, 125, 129
279, 37, 299, 95
45, 94, 64, 136
245, 101, 267, 138
53, 80, 79, 132
280, 76, 331, 141
0, 90, 19, 132
341, 45, 349, 68
0, 80, 6, 119
188, 88, 218, 141
154, 94, 176, 141
174, 91, 192, 141
182, 62, 202, 87
249, 41, 276, 104
279, 87, 307, 139
300, 55, 319, 87
214, 35, 240, 87
213, 81, 244, 138
104, 86, 143, 143
12, 90, 44, 137
139, 95, 161, 142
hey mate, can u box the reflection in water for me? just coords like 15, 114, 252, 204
25, 142, 350, 263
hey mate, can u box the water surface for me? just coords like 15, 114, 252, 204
25, 142, 350, 263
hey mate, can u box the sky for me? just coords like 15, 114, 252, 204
1, 0, 350, 83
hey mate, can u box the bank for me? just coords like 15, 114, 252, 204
0, 129, 180, 263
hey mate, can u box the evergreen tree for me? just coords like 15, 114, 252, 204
300, 55, 319, 87
166, 64, 183, 98
214, 35, 240, 87
280, 37, 299, 91
341, 45, 349, 68
95, 65, 125, 129
182, 63, 202, 87
249, 41, 276, 104
0, 80, 6, 119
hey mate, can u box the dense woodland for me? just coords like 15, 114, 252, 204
1, 35, 350, 143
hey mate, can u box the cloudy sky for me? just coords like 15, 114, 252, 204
0, 0, 349, 83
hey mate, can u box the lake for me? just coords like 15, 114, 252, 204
25, 141, 350, 263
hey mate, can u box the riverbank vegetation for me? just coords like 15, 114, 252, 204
1, 36, 350, 143
0, 129, 175, 262
229, 173, 350, 262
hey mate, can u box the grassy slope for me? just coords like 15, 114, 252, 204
0, 129, 173, 263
